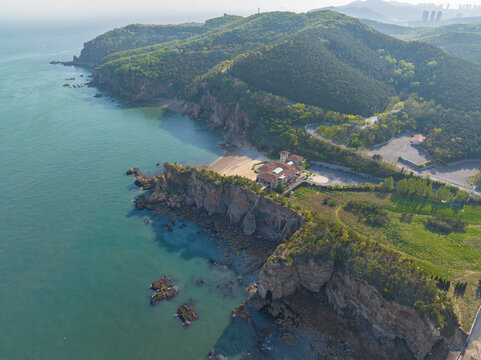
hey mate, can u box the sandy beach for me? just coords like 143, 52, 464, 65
209, 146, 269, 180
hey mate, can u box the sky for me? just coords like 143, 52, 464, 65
2, 0, 481, 24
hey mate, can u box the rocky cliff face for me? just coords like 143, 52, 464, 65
73, 43, 106, 67
182, 83, 250, 145
136, 163, 302, 247
133, 163, 463, 359
256, 256, 465, 360
91, 67, 174, 104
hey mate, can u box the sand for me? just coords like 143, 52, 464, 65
210, 146, 269, 180
310, 173, 329, 184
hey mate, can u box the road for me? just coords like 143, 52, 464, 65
458, 306, 481, 360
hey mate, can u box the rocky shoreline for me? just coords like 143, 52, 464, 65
69, 47, 466, 358
129, 163, 465, 359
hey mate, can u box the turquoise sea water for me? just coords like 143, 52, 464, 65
0, 25, 250, 360
0, 25, 322, 360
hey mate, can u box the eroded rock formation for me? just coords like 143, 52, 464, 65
134, 163, 465, 359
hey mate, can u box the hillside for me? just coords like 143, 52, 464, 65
75, 11, 481, 162
83, 11, 481, 114
363, 20, 481, 64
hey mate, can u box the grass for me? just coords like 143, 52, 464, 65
289, 187, 481, 329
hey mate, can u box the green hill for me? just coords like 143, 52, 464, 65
78, 11, 481, 162
363, 19, 481, 65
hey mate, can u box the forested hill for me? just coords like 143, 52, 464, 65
79, 11, 481, 116
75, 11, 481, 162
362, 19, 481, 65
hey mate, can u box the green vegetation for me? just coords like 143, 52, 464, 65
394, 176, 467, 203
289, 185, 481, 329
276, 204, 456, 333
83, 11, 481, 163
344, 200, 388, 226
468, 170, 481, 186
425, 216, 466, 234
363, 20, 481, 65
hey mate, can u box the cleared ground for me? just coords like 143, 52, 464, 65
309, 165, 379, 186
366, 134, 430, 166
209, 145, 268, 180
426, 160, 481, 189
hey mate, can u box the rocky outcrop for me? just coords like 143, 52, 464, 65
256, 257, 465, 360
91, 67, 174, 104
150, 276, 178, 305
182, 83, 250, 145
257, 258, 334, 301
136, 163, 302, 245
176, 304, 198, 325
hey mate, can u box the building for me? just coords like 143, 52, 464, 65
411, 134, 425, 145
255, 151, 305, 188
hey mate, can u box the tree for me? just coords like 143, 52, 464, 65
276, 183, 285, 194
381, 177, 394, 192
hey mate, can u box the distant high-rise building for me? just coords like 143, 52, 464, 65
436, 11, 442, 22
422, 10, 429, 23
446, 4, 450, 10
430, 10, 436, 22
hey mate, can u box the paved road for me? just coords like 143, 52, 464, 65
304, 117, 481, 194
304, 123, 349, 149
459, 306, 481, 360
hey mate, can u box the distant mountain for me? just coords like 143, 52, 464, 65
312, 0, 481, 25
363, 19, 481, 64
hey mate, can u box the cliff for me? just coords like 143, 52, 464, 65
256, 257, 461, 359
91, 67, 175, 105
182, 83, 251, 145
134, 163, 465, 359
135, 163, 302, 255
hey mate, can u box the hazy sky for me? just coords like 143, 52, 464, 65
2, 0, 481, 24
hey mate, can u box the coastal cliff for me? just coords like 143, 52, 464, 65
133, 163, 464, 360
182, 83, 251, 145
256, 257, 462, 360
91, 67, 174, 104
135, 163, 302, 256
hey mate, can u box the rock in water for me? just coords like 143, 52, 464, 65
125, 167, 139, 175
176, 304, 198, 325
231, 304, 251, 323
150, 276, 178, 305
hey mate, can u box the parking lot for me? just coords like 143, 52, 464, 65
308, 164, 380, 186
366, 134, 430, 166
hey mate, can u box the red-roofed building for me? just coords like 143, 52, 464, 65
287, 154, 306, 165
256, 154, 305, 188
411, 134, 425, 145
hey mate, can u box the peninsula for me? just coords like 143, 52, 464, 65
67, 10, 481, 359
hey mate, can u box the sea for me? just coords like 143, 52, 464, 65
0, 24, 318, 360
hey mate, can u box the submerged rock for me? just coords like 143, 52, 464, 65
150, 276, 178, 305
231, 304, 251, 323
176, 304, 198, 325
195, 279, 205, 286
94, 93, 103, 98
